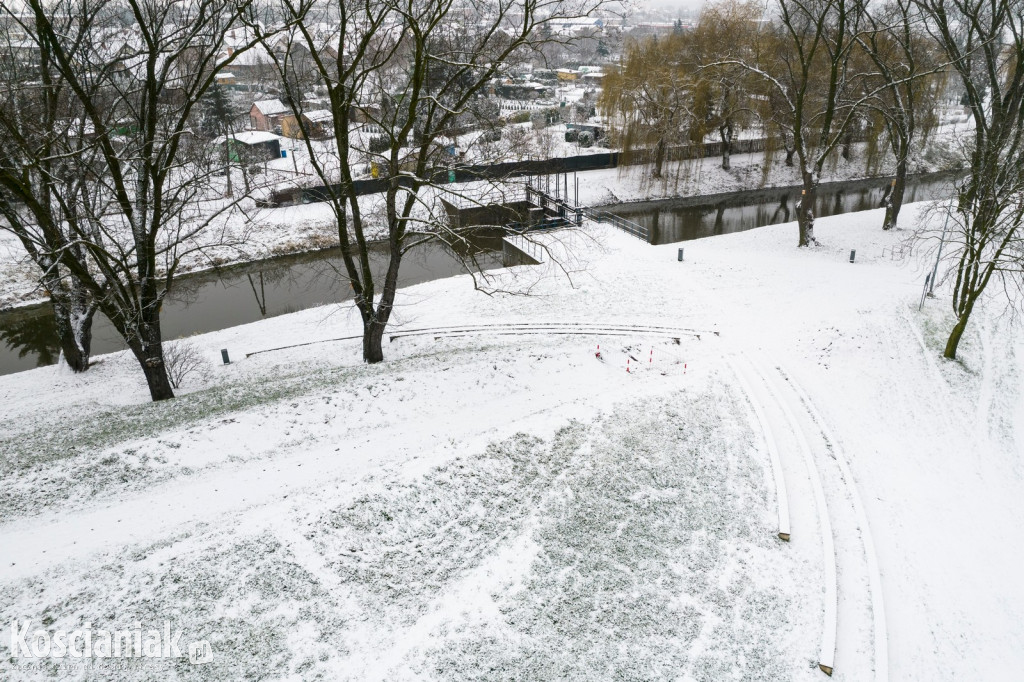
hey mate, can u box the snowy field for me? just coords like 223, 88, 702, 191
1, 201, 1022, 680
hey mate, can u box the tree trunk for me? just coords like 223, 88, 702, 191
784, 136, 796, 166
362, 315, 386, 363
51, 294, 95, 372
943, 297, 976, 359
653, 138, 666, 178
719, 123, 733, 170
797, 173, 818, 247
882, 158, 907, 230
126, 321, 175, 401
360, 211, 403, 364
43, 266, 96, 373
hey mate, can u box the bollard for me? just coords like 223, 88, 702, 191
678, 247, 685, 262
849, 249, 856, 263
221, 349, 231, 365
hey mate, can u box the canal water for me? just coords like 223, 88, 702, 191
0, 173, 957, 376
0, 236, 504, 376
608, 172, 957, 245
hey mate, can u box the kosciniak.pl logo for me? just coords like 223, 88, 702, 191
9, 620, 213, 664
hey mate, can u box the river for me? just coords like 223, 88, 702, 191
0, 173, 957, 375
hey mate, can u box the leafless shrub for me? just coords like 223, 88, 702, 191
164, 340, 210, 389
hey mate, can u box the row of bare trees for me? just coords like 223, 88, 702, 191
0, 0, 264, 399
0, 0, 607, 400
246, 0, 600, 364
602, 0, 947, 244
1, 0, 1016, 395
604, 0, 1024, 358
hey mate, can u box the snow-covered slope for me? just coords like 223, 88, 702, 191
0, 203, 1020, 681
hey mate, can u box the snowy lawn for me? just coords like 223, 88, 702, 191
0, 380, 821, 681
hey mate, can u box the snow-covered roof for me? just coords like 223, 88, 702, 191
214, 131, 281, 145
303, 109, 334, 123
252, 99, 288, 116
230, 44, 274, 66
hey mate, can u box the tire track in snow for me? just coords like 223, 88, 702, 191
744, 352, 880, 680
726, 357, 791, 541
743, 353, 840, 677
776, 365, 888, 682
726, 353, 829, 673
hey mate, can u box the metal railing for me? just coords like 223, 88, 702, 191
502, 234, 546, 263
522, 181, 648, 242
583, 208, 649, 241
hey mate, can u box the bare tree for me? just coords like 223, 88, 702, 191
736, 0, 871, 246
2, 0, 263, 400
255, 0, 606, 365
855, 0, 944, 230
0, 15, 99, 372
164, 338, 210, 388
601, 33, 692, 178
915, 0, 1024, 358
687, 0, 763, 170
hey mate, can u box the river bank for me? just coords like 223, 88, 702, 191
0, 133, 963, 314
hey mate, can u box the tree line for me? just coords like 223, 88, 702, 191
0, 0, 605, 400
0, 0, 1019, 403
602, 0, 1024, 359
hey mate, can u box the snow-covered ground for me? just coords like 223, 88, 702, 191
1, 200, 1021, 680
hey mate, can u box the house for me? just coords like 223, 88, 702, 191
221, 29, 277, 83
301, 109, 335, 138
214, 131, 282, 163
555, 68, 579, 81
249, 99, 289, 132
495, 80, 548, 100
349, 103, 381, 123
281, 109, 334, 139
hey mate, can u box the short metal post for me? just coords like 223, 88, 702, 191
678, 248, 685, 262
849, 249, 856, 263
221, 349, 231, 365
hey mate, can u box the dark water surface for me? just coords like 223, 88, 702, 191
0, 237, 503, 376
608, 172, 957, 245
